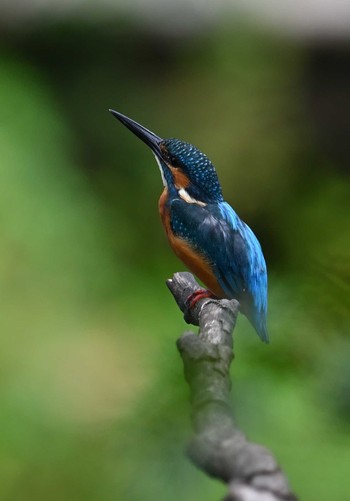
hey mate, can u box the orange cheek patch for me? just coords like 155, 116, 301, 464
169, 166, 190, 189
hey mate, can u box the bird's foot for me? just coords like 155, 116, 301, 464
186, 289, 217, 309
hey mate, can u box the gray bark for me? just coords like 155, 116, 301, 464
166, 272, 298, 501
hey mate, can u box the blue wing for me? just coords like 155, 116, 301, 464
170, 199, 268, 342
218, 202, 268, 342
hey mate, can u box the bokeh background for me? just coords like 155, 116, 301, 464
1, 1, 349, 499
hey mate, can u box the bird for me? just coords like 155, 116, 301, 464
109, 109, 268, 343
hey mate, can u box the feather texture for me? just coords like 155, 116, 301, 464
169, 198, 268, 342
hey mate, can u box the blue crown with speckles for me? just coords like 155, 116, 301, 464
163, 139, 223, 203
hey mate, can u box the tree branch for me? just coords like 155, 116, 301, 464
166, 272, 298, 501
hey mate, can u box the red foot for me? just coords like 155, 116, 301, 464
186, 289, 217, 309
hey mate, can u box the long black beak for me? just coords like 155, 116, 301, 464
109, 109, 163, 157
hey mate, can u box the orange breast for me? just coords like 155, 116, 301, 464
158, 189, 225, 298
158, 188, 169, 222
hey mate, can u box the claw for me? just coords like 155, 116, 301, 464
186, 289, 217, 309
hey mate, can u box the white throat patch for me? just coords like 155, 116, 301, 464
154, 155, 206, 207
178, 188, 206, 207
154, 154, 167, 187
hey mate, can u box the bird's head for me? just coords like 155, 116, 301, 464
109, 110, 223, 204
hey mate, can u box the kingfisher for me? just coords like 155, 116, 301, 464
109, 110, 268, 343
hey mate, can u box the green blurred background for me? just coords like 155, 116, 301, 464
0, 1, 349, 499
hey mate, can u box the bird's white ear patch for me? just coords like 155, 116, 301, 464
178, 188, 206, 207
154, 155, 167, 187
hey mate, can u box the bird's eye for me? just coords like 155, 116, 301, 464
160, 144, 182, 168
170, 155, 180, 167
